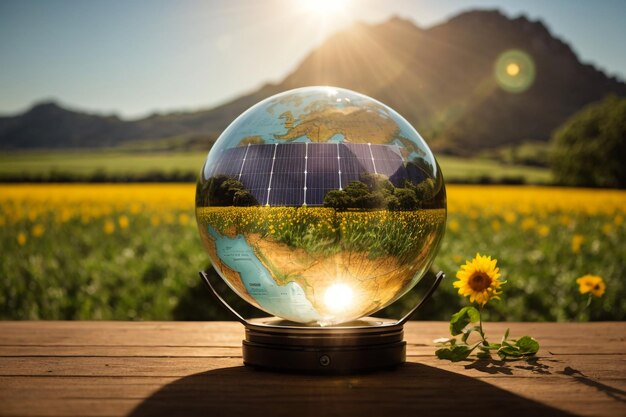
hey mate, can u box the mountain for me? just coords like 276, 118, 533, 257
1, 9, 625, 153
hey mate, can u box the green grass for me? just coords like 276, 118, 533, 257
0, 149, 552, 184
0, 149, 207, 175
437, 155, 552, 183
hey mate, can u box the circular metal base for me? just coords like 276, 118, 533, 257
242, 316, 406, 373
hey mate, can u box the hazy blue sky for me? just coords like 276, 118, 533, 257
1, 0, 625, 118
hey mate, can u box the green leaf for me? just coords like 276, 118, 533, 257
476, 349, 491, 359
449, 306, 480, 336
435, 344, 475, 362
497, 336, 540, 360
502, 328, 510, 343
461, 325, 481, 343
514, 336, 540, 355
497, 345, 522, 360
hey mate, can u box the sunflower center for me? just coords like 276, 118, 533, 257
593, 284, 600, 290
468, 272, 492, 292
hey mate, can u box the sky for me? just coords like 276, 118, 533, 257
1, 0, 625, 119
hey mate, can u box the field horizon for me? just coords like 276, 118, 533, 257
0, 148, 552, 185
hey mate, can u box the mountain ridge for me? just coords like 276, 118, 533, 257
2, 9, 624, 153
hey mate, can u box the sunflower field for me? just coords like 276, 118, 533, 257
1, 184, 624, 321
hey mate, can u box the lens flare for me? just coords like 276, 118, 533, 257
506, 63, 520, 76
494, 49, 536, 93
324, 283, 353, 312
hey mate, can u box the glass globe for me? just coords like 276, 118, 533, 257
196, 86, 446, 326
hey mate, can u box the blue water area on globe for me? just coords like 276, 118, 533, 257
206, 226, 321, 323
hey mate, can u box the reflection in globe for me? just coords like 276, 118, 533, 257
196, 87, 446, 326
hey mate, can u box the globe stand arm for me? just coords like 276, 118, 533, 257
396, 271, 445, 325
199, 271, 248, 325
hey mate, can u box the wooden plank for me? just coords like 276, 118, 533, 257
0, 354, 624, 379
0, 322, 624, 417
1, 321, 623, 353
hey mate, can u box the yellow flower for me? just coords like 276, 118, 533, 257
103, 219, 115, 234
521, 217, 536, 231
150, 215, 161, 226
454, 253, 505, 306
537, 225, 550, 237
118, 215, 129, 229
179, 213, 190, 225
490, 219, 501, 232
571, 234, 584, 253
576, 275, 606, 297
17, 232, 27, 246
448, 219, 459, 232
504, 212, 517, 224
31, 224, 45, 237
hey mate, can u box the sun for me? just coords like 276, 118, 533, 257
299, 0, 351, 16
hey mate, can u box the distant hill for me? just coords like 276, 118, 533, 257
1, 9, 624, 153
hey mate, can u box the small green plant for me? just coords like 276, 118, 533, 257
435, 254, 539, 361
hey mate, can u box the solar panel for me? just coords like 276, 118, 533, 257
245, 144, 275, 159
308, 143, 337, 158
268, 187, 302, 206
340, 143, 370, 159
273, 155, 305, 174
307, 172, 339, 189
275, 143, 305, 158
307, 157, 339, 173
206, 142, 429, 206
406, 163, 426, 183
271, 173, 305, 189
239, 173, 271, 190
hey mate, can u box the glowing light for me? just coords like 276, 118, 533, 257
494, 49, 536, 93
324, 283, 353, 312
300, 0, 350, 16
506, 63, 520, 76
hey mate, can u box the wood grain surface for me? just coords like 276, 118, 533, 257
0, 321, 624, 417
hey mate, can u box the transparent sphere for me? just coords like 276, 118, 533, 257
196, 86, 446, 326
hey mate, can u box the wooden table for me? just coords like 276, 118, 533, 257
0, 321, 624, 417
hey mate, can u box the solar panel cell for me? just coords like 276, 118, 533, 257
271, 173, 305, 189
308, 143, 337, 158
307, 157, 339, 173
273, 157, 305, 173
275, 143, 305, 158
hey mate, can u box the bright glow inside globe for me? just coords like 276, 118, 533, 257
196, 86, 446, 326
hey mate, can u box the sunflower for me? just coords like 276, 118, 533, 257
576, 275, 606, 298
454, 253, 505, 306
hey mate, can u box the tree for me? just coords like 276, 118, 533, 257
233, 190, 257, 206
323, 189, 350, 210
198, 175, 258, 206
323, 179, 422, 211
550, 95, 626, 188
395, 188, 419, 210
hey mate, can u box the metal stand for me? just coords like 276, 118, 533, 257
199, 270, 444, 373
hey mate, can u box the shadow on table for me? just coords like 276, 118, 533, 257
128, 362, 577, 417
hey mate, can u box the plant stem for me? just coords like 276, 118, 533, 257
478, 305, 487, 344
